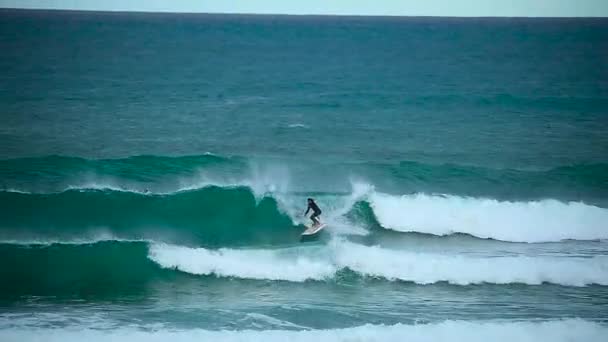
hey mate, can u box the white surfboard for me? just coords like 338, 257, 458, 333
301, 223, 326, 236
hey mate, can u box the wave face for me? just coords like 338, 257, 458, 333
1, 319, 606, 342
0, 187, 296, 246
0, 241, 164, 296
2, 168, 608, 244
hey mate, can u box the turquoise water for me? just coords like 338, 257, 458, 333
0, 9, 608, 341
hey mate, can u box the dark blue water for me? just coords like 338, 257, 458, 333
2, 11, 607, 167
0, 9, 607, 341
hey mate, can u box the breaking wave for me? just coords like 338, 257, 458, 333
367, 192, 608, 242
149, 241, 608, 286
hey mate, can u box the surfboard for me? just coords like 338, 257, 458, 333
301, 223, 326, 236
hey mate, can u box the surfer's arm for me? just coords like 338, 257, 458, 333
304, 206, 310, 216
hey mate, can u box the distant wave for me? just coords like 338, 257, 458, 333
1, 319, 605, 342
2, 155, 607, 199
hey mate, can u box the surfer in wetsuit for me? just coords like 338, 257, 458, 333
304, 198, 322, 227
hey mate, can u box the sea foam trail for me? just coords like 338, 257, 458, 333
0, 319, 605, 342
148, 242, 608, 286
369, 192, 608, 242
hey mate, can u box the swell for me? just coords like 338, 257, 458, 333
0, 187, 297, 246
0, 154, 245, 194
0, 154, 235, 179
1, 155, 607, 201
382, 161, 608, 201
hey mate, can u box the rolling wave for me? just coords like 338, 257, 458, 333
2, 240, 606, 294
1, 181, 607, 243
150, 241, 608, 286
2, 155, 607, 200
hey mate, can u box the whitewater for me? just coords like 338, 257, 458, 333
146, 238, 608, 286
368, 192, 608, 242
1, 319, 607, 342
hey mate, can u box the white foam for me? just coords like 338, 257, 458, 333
287, 123, 310, 129
173, 160, 292, 201
148, 241, 608, 286
369, 192, 608, 242
148, 243, 336, 282
69, 179, 249, 196
2, 188, 31, 194
334, 241, 608, 286
66, 183, 151, 194
0, 319, 605, 342
241, 313, 308, 329
0, 236, 147, 246
317, 182, 373, 236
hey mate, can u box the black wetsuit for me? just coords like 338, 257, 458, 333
306, 201, 322, 223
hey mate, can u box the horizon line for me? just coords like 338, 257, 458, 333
1, 7, 607, 19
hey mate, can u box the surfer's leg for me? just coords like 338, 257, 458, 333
311, 212, 320, 225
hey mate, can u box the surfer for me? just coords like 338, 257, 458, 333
304, 198, 322, 227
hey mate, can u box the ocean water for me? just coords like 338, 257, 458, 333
1, 9, 608, 341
